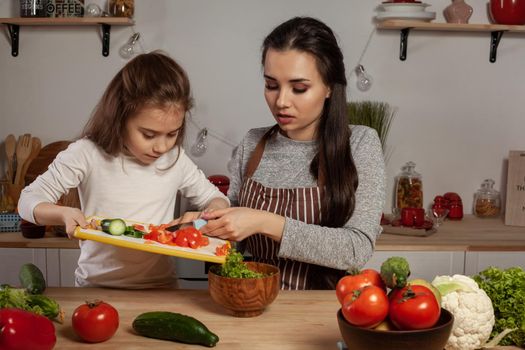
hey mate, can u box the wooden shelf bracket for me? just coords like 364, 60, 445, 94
0, 18, 134, 57
102, 23, 111, 57
490, 30, 505, 63
400, 27, 411, 61
7, 24, 19, 57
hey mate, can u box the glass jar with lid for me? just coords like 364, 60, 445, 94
108, 0, 134, 17
393, 161, 424, 215
474, 179, 501, 218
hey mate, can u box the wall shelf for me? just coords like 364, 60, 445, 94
377, 20, 525, 62
0, 17, 134, 57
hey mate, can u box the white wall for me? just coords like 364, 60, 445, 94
1, 0, 524, 214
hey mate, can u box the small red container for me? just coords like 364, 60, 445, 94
489, 0, 525, 25
20, 220, 46, 239
401, 208, 425, 227
208, 175, 230, 196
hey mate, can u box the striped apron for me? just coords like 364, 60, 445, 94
239, 127, 346, 290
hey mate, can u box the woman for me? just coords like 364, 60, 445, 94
201, 17, 386, 290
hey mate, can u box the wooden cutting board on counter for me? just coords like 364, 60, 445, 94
24, 140, 72, 185
381, 225, 437, 237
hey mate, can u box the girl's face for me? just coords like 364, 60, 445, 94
123, 105, 184, 165
263, 48, 331, 141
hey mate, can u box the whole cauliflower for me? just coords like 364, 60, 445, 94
432, 274, 495, 350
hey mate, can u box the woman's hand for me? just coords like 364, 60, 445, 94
200, 207, 285, 242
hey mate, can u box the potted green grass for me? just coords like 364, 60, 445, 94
347, 101, 395, 159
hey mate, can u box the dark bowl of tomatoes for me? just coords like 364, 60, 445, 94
337, 308, 453, 350
208, 262, 280, 318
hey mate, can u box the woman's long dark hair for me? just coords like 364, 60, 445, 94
262, 17, 358, 227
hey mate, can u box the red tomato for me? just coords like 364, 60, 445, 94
174, 230, 190, 247
336, 269, 386, 305
72, 300, 119, 343
389, 285, 440, 330
341, 285, 389, 328
215, 242, 230, 256
133, 224, 146, 232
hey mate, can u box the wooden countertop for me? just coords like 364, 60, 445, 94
1, 215, 524, 251
44, 287, 521, 350
376, 215, 525, 252
48, 287, 341, 349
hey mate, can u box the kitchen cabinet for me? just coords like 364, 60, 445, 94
0, 248, 79, 287
1, 215, 524, 288
364, 251, 465, 282
465, 251, 525, 275
377, 20, 525, 62
0, 17, 134, 57
0, 247, 47, 285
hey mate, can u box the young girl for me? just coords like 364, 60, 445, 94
200, 17, 386, 290
18, 51, 229, 289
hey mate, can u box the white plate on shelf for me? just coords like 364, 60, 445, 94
379, 3, 431, 12
376, 11, 436, 22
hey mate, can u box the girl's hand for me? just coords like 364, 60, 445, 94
167, 211, 202, 227
61, 207, 89, 238
200, 207, 285, 242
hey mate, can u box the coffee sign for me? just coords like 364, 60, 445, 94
45, 0, 84, 17
505, 150, 525, 226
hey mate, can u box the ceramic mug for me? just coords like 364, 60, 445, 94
489, 0, 525, 25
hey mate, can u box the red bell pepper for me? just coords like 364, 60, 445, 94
0, 308, 56, 350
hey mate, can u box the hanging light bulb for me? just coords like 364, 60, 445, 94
355, 64, 373, 92
119, 32, 140, 59
191, 128, 208, 157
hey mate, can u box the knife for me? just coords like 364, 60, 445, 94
165, 218, 208, 232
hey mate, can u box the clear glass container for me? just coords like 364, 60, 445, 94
474, 179, 501, 218
393, 161, 423, 215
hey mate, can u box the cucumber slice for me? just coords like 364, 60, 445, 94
101, 219, 127, 236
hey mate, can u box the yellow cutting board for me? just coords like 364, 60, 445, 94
74, 216, 227, 264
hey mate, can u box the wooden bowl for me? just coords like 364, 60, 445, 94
208, 262, 280, 317
337, 308, 453, 350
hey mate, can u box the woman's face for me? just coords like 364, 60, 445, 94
123, 104, 184, 165
263, 48, 331, 141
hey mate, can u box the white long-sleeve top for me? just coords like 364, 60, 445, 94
18, 138, 228, 289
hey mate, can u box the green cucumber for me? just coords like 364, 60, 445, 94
19, 263, 46, 294
101, 219, 127, 236
132, 311, 219, 347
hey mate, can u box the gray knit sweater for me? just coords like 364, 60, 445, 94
228, 125, 386, 271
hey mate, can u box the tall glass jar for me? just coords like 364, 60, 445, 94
20, 0, 45, 17
474, 179, 501, 218
393, 161, 423, 216
108, 0, 134, 18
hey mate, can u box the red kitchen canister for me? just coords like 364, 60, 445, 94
444, 192, 464, 220
489, 0, 525, 25
208, 175, 230, 196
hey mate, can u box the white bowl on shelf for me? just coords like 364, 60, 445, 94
375, 11, 436, 22
379, 3, 431, 13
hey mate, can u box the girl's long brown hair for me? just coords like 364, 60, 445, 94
82, 51, 193, 157
262, 17, 358, 227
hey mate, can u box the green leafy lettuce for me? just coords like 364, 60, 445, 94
218, 250, 265, 278
473, 266, 525, 346
0, 284, 63, 322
